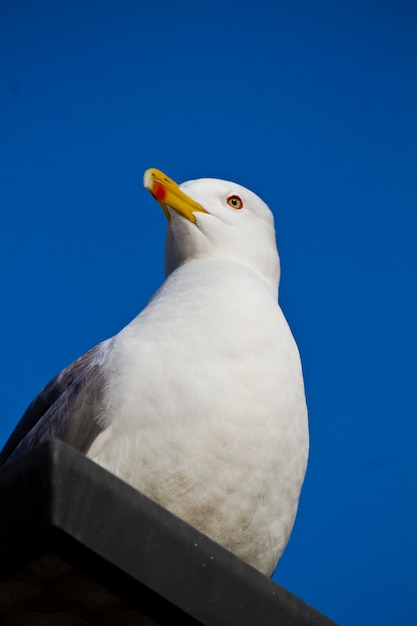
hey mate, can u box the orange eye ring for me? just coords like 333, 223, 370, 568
227, 195, 244, 210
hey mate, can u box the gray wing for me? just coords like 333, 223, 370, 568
0, 341, 111, 465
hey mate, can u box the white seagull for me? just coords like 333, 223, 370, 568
0, 169, 309, 576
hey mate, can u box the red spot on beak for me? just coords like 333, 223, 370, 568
152, 181, 167, 202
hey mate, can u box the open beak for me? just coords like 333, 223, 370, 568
144, 168, 207, 223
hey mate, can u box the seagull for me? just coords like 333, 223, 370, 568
0, 169, 309, 576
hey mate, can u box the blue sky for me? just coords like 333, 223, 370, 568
1, 1, 416, 624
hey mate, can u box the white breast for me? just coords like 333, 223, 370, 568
87, 259, 309, 575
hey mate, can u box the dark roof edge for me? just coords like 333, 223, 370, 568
0, 440, 337, 626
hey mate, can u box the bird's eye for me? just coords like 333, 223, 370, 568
226, 195, 244, 210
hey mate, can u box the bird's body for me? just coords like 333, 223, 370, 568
1, 169, 309, 576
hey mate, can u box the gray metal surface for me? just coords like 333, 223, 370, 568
0, 440, 337, 626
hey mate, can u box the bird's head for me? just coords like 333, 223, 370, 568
144, 168, 281, 295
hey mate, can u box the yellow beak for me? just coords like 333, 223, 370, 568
144, 168, 207, 223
